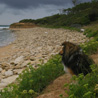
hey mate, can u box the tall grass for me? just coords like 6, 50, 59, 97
80, 28, 98, 55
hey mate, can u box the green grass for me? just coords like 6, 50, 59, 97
80, 39, 98, 55
0, 55, 64, 98
40, 25, 80, 32
66, 64, 98, 98
84, 29, 98, 38
80, 27, 98, 55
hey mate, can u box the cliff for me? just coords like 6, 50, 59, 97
10, 23, 38, 28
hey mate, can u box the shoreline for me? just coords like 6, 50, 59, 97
0, 27, 89, 89
0, 27, 89, 63
0, 28, 17, 49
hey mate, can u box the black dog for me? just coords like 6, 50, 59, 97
59, 41, 94, 75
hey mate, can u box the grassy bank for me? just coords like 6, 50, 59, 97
66, 24, 98, 98
0, 55, 64, 98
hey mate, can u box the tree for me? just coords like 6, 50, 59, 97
72, 0, 81, 6
72, 0, 78, 6
91, 0, 98, 2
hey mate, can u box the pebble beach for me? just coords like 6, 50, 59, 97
0, 27, 89, 90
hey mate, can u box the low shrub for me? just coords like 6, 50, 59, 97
66, 64, 98, 98
81, 28, 98, 55
80, 40, 98, 55
0, 55, 64, 98
84, 29, 98, 38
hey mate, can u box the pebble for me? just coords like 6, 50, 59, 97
0, 68, 2, 72
4, 70, 13, 77
11, 56, 24, 65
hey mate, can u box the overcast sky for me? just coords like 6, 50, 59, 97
0, 0, 91, 25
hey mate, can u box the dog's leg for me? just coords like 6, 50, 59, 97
68, 68, 75, 75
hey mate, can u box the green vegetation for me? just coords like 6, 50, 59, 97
66, 23, 98, 98
18, 1, 98, 28
81, 40, 98, 55
19, 19, 35, 23
0, 55, 64, 98
80, 27, 98, 55
66, 64, 98, 98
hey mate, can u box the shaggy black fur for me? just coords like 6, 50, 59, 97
59, 41, 94, 75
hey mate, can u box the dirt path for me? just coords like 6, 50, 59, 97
37, 74, 71, 98
91, 53, 98, 64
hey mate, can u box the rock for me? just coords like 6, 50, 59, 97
13, 69, 24, 75
24, 55, 30, 60
0, 83, 8, 89
13, 65, 21, 69
1, 70, 6, 76
30, 56, 35, 61
36, 54, 42, 59
35, 59, 41, 64
4, 70, 13, 77
45, 32, 48, 34
44, 60, 47, 63
33, 65, 38, 69
1, 75, 18, 84
0, 68, 2, 72
0, 74, 3, 80
21, 61, 30, 68
80, 29, 85, 32
30, 61, 36, 65
10, 56, 24, 65
1, 63, 10, 69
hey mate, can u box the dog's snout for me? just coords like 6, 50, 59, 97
59, 50, 63, 55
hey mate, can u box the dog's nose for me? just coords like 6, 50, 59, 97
59, 50, 63, 55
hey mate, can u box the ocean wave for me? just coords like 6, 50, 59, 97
0, 29, 15, 47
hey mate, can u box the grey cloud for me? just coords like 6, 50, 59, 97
0, 0, 91, 9
0, 4, 7, 14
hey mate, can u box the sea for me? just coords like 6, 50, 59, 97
0, 25, 15, 47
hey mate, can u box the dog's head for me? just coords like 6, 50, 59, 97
59, 41, 80, 59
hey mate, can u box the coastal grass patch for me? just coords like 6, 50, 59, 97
66, 64, 98, 98
84, 29, 98, 38
0, 54, 64, 98
80, 39, 98, 55
80, 27, 98, 55
40, 25, 80, 32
